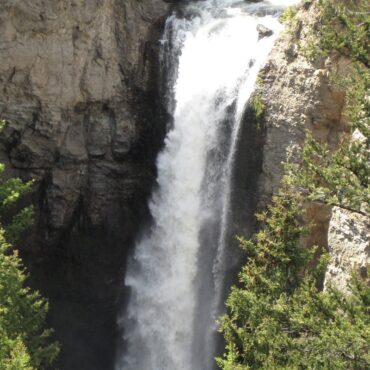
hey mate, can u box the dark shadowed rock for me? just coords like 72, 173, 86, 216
0, 0, 170, 369
1, 1, 365, 369
257, 24, 273, 39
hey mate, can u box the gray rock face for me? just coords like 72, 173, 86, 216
0, 0, 170, 369
0, 0, 367, 368
257, 24, 273, 39
324, 207, 369, 292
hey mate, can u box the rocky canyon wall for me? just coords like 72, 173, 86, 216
255, 1, 369, 294
0, 0, 368, 369
0, 1, 170, 369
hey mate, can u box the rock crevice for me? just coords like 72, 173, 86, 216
0, 1, 170, 369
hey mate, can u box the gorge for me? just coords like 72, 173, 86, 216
118, 1, 296, 369
0, 0, 368, 369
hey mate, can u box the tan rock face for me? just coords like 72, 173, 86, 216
301, 202, 332, 251
257, 3, 346, 207
324, 207, 370, 292
0, 0, 367, 367
0, 0, 170, 368
255, 2, 368, 296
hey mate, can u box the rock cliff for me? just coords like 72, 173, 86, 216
0, 1, 170, 369
258, 3, 346, 203
255, 1, 369, 295
0, 0, 368, 369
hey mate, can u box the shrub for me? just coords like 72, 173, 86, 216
0, 121, 59, 368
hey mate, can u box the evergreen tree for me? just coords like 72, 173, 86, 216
217, 183, 369, 369
218, 1, 370, 368
0, 121, 59, 369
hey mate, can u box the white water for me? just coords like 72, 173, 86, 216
118, 1, 300, 369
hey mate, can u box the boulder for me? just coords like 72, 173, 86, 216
257, 24, 273, 39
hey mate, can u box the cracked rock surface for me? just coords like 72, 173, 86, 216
325, 207, 369, 292
255, 2, 368, 297
0, 1, 169, 369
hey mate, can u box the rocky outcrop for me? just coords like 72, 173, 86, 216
324, 207, 369, 292
257, 24, 273, 39
0, 1, 170, 369
0, 0, 367, 368
258, 4, 346, 206
254, 1, 368, 291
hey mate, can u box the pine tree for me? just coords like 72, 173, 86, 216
217, 182, 370, 369
0, 120, 59, 369
218, 1, 370, 368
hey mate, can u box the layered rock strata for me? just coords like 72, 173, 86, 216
0, 1, 170, 369
0, 0, 368, 368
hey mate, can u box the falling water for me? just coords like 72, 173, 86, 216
117, 1, 300, 369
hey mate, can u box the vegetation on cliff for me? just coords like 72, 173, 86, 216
218, 146, 370, 369
218, 1, 369, 369
217, 182, 369, 369
306, 0, 369, 67
0, 121, 59, 369
297, 0, 369, 214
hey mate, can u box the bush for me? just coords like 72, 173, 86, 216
218, 2, 370, 368
304, 0, 370, 65
0, 122, 59, 368
217, 182, 370, 369
279, 7, 298, 24
0, 231, 59, 369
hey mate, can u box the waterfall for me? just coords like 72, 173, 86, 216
117, 1, 300, 370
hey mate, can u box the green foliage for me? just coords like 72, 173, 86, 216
0, 230, 59, 369
250, 93, 266, 132
250, 94, 265, 120
0, 121, 59, 368
341, 65, 370, 138
217, 182, 370, 369
5, 207, 35, 245
286, 130, 369, 213
0, 337, 33, 370
255, 71, 265, 88
289, 0, 370, 212
304, 0, 370, 65
288, 48, 369, 214
218, 5, 370, 365
0, 173, 33, 209
0, 134, 35, 244
279, 6, 298, 24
